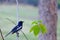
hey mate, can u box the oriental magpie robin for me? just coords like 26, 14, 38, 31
5, 21, 24, 37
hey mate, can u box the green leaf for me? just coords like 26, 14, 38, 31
30, 26, 34, 32
33, 26, 40, 36
40, 24, 47, 34
30, 25, 41, 36
32, 21, 38, 25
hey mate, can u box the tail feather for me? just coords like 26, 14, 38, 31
5, 31, 12, 37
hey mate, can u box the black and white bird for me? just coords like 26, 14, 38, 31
5, 21, 24, 37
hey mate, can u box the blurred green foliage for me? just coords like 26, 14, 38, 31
0, 0, 60, 8
58, 0, 60, 9
28, 0, 38, 6
28, 0, 60, 8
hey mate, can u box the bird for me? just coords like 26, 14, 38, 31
5, 21, 24, 37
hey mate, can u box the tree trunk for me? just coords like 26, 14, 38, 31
38, 0, 57, 40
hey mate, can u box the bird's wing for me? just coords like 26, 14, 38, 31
16, 26, 22, 30
11, 26, 18, 32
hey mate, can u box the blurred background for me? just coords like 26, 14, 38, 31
0, 0, 60, 40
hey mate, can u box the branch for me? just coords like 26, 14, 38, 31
6, 18, 16, 25
16, 0, 19, 23
16, 32, 19, 40
0, 29, 4, 40
21, 30, 28, 40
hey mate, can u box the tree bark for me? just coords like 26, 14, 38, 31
38, 0, 57, 40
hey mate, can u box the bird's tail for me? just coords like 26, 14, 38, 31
5, 31, 12, 37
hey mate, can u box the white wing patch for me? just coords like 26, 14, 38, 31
17, 26, 22, 30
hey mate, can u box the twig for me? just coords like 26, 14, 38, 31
0, 29, 4, 40
6, 18, 16, 25
21, 30, 28, 40
6, 18, 29, 40
16, 32, 19, 40
16, 0, 19, 23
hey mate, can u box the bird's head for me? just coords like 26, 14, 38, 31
18, 21, 24, 26
19, 21, 24, 23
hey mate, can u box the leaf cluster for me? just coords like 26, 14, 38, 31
30, 20, 47, 36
